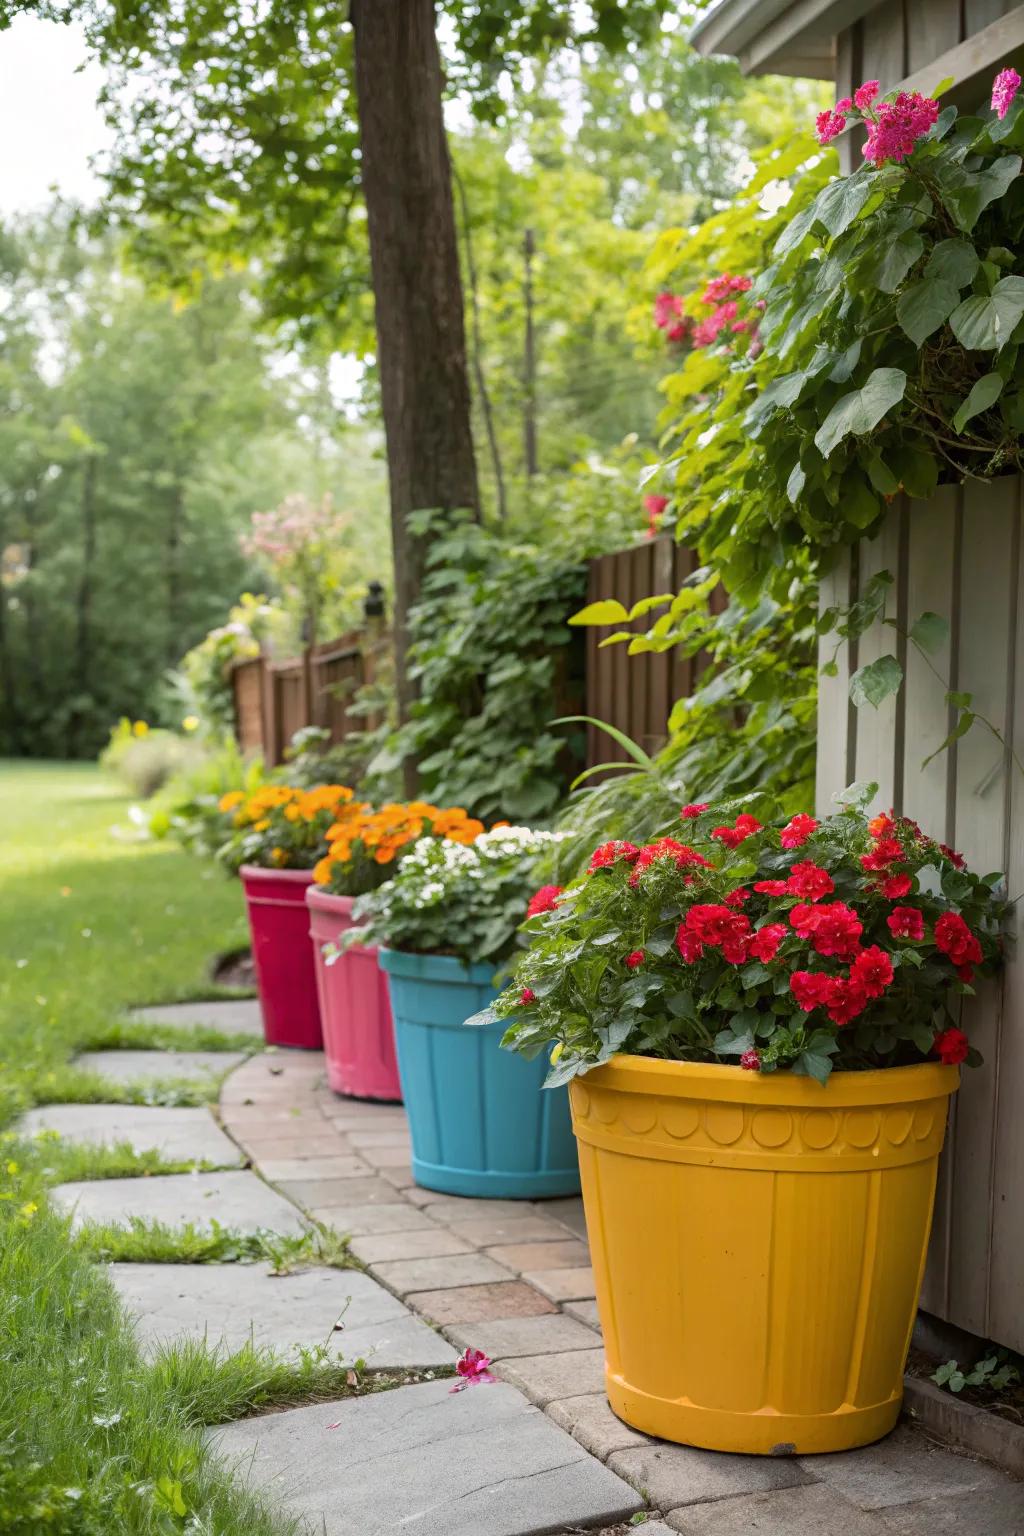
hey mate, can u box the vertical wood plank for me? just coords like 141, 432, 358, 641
945, 475, 1017, 1335
815, 548, 854, 816
630, 542, 653, 752
965, 0, 1017, 31
853, 514, 903, 814
901, 490, 957, 830
860, 5, 907, 90
906, 0, 963, 70
989, 477, 1024, 1350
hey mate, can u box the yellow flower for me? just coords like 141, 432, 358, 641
5, 1161, 18, 1175
219, 791, 245, 812
182, 715, 200, 732
550, 1043, 564, 1063
133, 720, 149, 737
18, 1201, 37, 1219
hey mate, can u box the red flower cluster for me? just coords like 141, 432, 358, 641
712, 813, 762, 849
629, 838, 713, 884
887, 905, 924, 940
653, 291, 690, 344
526, 885, 563, 919
790, 945, 893, 1026
754, 860, 833, 902
814, 80, 939, 165
643, 492, 669, 538
780, 814, 818, 849
677, 904, 752, 964
791, 901, 863, 959
935, 912, 983, 982
680, 802, 709, 820
935, 1027, 969, 1066
590, 840, 640, 871
625, 949, 645, 969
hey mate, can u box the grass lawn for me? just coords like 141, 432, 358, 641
0, 761, 301, 1533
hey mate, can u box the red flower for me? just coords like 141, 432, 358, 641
526, 884, 563, 918
450, 1346, 495, 1392
780, 814, 818, 850
939, 843, 966, 870
682, 904, 752, 963
520, 988, 536, 1005
590, 840, 640, 871
787, 861, 834, 902
792, 901, 863, 959
934, 1027, 969, 1066
712, 813, 762, 849
860, 837, 904, 872
739, 1049, 761, 1072
880, 873, 912, 899
790, 971, 835, 1013
887, 905, 924, 941
868, 813, 895, 839
956, 964, 976, 984
644, 493, 669, 538
724, 888, 750, 907
653, 291, 682, 329
675, 926, 704, 963
631, 838, 713, 882
825, 977, 869, 1026
625, 949, 645, 969
753, 879, 789, 896
680, 802, 709, 820
747, 923, 787, 962
850, 945, 894, 1000
934, 912, 983, 969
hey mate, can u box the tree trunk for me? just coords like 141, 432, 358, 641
350, 0, 479, 789
68, 456, 98, 757
166, 481, 185, 667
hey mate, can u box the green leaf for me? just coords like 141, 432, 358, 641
941, 155, 1021, 232
896, 277, 959, 346
866, 453, 899, 495
627, 593, 674, 621
551, 716, 653, 770
814, 368, 907, 459
849, 654, 903, 709
811, 175, 877, 239
925, 239, 980, 289
794, 1049, 833, 1085
908, 611, 949, 654
786, 462, 806, 504
950, 275, 1024, 350
952, 371, 1004, 432
568, 599, 629, 626
465, 1006, 498, 1028
868, 231, 924, 294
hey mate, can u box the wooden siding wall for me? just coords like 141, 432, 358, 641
837, 0, 1021, 101
816, 480, 1024, 1353
585, 535, 724, 768
231, 629, 384, 768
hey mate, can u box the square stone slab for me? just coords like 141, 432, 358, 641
609, 1443, 812, 1510
349, 1229, 476, 1264
53, 1170, 306, 1234
20, 1104, 243, 1166
446, 1313, 600, 1360
132, 1000, 263, 1036
547, 1393, 651, 1458
801, 1424, 1009, 1510
109, 1263, 455, 1368
310, 1203, 436, 1236
210, 1377, 643, 1535
524, 1266, 596, 1303
405, 1281, 557, 1326
371, 1254, 513, 1296
496, 1349, 607, 1409
74, 1049, 246, 1085
666, 1484, 891, 1535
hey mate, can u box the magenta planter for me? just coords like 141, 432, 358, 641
306, 885, 402, 1101
240, 865, 323, 1050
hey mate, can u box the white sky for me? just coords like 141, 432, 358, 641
0, 15, 113, 214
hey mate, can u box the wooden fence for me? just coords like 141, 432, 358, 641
232, 537, 713, 773
585, 536, 725, 768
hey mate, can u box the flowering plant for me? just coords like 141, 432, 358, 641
312, 800, 485, 897
488, 796, 1006, 1085
745, 69, 1024, 554
346, 826, 568, 965
216, 783, 362, 872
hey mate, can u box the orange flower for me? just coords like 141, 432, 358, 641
219, 790, 245, 812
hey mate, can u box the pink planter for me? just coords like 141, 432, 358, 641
240, 865, 323, 1050
306, 885, 402, 1101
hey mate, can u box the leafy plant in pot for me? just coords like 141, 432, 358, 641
311, 800, 484, 1101
486, 793, 1006, 1453
347, 826, 581, 1198
220, 783, 364, 1049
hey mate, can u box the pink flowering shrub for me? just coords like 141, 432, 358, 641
653, 273, 756, 353
489, 795, 1005, 1085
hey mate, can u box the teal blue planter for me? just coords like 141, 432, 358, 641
379, 948, 580, 1199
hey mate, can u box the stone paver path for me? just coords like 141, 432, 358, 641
109, 1262, 456, 1367
52, 1168, 307, 1233
131, 998, 264, 1036
211, 1377, 643, 1536
22, 1103, 243, 1164
74, 1048, 247, 1084
218, 1050, 1024, 1536
33, 1019, 1024, 1536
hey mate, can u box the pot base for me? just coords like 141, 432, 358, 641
411, 1155, 581, 1200
607, 1371, 902, 1456
325, 1060, 402, 1104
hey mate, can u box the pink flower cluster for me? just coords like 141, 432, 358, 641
241, 492, 343, 567
653, 291, 691, 344
652, 275, 755, 353
815, 77, 939, 164
992, 68, 1021, 121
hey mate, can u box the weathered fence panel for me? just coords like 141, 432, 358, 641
816, 478, 1024, 1354
585, 535, 723, 768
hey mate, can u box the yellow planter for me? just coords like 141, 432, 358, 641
570, 1055, 958, 1456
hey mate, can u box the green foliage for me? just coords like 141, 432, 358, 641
350, 826, 567, 965
376, 510, 589, 823
149, 737, 269, 854
932, 1350, 1021, 1395
740, 93, 1024, 563
172, 593, 283, 743
75, 1217, 351, 1273
100, 720, 203, 799
495, 798, 1005, 1083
